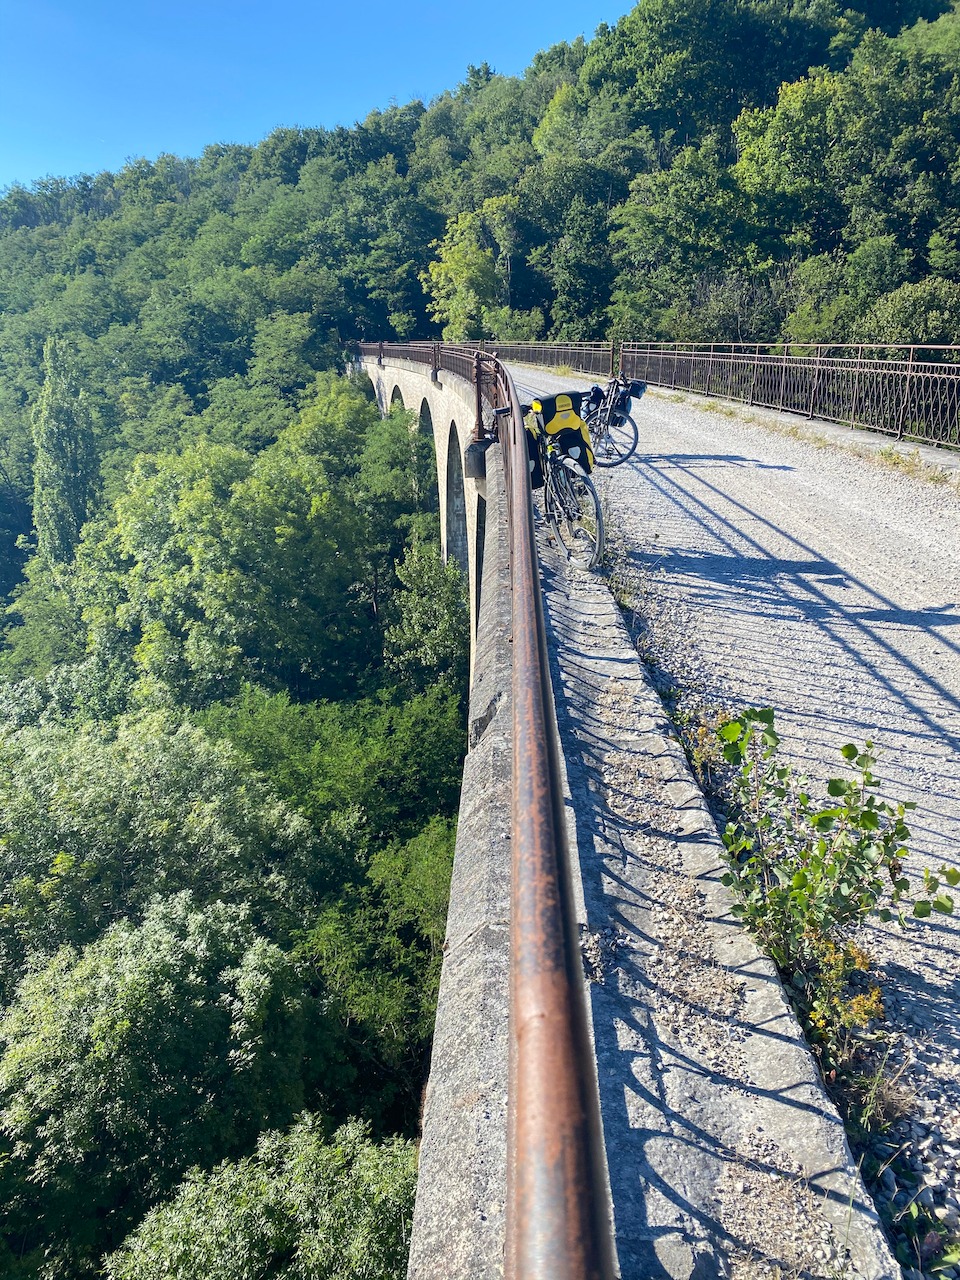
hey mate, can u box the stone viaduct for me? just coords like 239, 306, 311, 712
363, 354, 484, 640
359, 350, 898, 1280
362, 349, 517, 1276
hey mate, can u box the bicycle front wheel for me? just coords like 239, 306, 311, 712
547, 468, 605, 569
588, 410, 639, 468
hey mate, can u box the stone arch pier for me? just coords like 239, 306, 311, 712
362, 356, 485, 639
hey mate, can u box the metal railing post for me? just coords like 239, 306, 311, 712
897, 346, 916, 440
808, 345, 822, 418
850, 345, 864, 427
474, 350, 484, 441
748, 343, 759, 406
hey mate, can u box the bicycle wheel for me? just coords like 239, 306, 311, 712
587, 410, 639, 468
546, 466, 605, 569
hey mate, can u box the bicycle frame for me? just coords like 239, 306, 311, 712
538, 435, 604, 569
585, 373, 645, 468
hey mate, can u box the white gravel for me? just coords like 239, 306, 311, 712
511, 366, 960, 1277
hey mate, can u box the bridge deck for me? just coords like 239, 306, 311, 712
540, 531, 893, 1277
511, 363, 960, 1277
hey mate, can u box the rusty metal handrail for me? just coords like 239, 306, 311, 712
362, 338, 960, 450
362, 341, 613, 1280
497, 360, 611, 1280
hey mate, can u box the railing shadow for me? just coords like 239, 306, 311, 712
603, 443, 960, 878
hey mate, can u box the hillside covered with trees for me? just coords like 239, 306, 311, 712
0, 350, 468, 1277
3, 0, 960, 1274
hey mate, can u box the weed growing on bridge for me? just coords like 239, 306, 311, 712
672, 702, 732, 790
718, 709, 960, 1274
875, 444, 956, 487
718, 708, 957, 1071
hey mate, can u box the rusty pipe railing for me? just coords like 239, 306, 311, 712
360, 338, 960, 449
497, 361, 613, 1280
359, 341, 614, 1280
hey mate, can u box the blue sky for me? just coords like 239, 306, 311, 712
0, 0, 625, 190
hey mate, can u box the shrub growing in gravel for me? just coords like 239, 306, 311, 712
718, 708, 957, 1066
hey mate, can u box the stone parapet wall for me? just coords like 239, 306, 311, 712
406, 442, 513, 1279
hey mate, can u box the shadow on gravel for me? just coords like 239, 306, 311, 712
541, 559, 879, 1279
643, 453, 794, 472
559, 767, 863, 1276
879, 957, 960, 1049
631, 547, 960, 635
623, 456, 960, 754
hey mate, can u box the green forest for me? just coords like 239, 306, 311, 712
3, 0, 960, 1274
0, 352, 469, 1276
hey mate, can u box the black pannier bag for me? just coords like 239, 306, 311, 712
525, 424, 545, 489
616, 379, 647, 411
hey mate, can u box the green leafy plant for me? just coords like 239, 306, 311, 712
718, 708, 956, 1065
105, 1116, 416, 1280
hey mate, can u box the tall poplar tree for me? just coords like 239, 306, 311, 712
31, 339, 98, 569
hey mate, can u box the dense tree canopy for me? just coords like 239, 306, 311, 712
0, 896, 325, 1274
1, 3, 959, 536
0, 369, 464, 1276
105, 1117, 417, 1280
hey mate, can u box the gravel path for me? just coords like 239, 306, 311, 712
540, 537, 896, 1279
511, 367, 960, 1278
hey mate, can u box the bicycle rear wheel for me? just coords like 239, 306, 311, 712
546, 468, 605, 569
587, 410, 639, 467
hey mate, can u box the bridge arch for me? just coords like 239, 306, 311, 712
418, 397, 433, 436
445, 421, 468, 578
360, 355, 488, 647
474, 495, 486, 620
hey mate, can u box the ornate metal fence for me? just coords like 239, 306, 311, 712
360, 340, 960, 449
485, 341, 617, 379
619, 342, 960, 450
